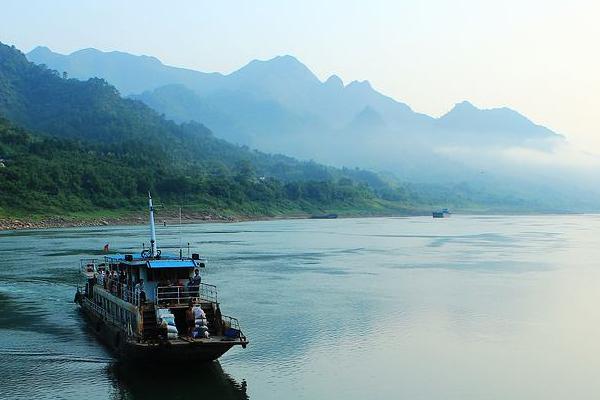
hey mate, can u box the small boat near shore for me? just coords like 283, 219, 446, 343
310, 213, 338, 219
74, 193, 248, 363
432, 208, 451, 218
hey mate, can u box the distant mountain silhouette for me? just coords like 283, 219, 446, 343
29, 46, 590, 202
28, 47, 561, 154
438, 100, 555, 136
435, 101, 562, 148
27, 46, 224, 95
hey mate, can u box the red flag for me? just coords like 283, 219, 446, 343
103, 243, 109, 252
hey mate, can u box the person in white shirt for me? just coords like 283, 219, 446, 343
97, 269, 105, 286
134, 279, 146, 304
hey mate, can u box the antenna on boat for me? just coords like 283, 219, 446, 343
179, 205, 183, 259
148, 192, 158, 258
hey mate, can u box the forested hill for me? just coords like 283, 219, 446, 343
0, 42, 376, 184
0, 116, 405, 216
0, 42, 417, 217
0, 42, 583, 220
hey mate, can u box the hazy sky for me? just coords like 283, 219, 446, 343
1, 0, 599, 153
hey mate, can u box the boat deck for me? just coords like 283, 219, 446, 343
137, 336, 246, 346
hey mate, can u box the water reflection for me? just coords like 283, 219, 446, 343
107, 361, 248, 400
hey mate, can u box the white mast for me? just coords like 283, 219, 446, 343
148, 192, 158, 257
179, 205, 183, 258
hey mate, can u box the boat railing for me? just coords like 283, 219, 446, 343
81, 296, 140, 340
155, 283, 218, 305
97, 276, 142, 307
222, 315, 246, 341
80, 258, 99, 276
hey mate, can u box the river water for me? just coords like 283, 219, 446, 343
1, 215, 600, 399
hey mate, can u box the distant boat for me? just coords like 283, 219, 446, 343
310, 213, 338, 219
432, 209, 451, 218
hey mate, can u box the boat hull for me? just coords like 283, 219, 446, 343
79, 301, 243, 363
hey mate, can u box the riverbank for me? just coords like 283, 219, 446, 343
0, 212, 257, 231
0, 198, 432, 231
0, 210, 388, 231
1, 206, 582, 231
0, 206, 432, 231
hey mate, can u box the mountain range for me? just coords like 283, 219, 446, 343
17, 44, 600, 212
27, 47, 562, 159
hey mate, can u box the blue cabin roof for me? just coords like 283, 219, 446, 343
104, 254, 198, 269
147, 259, 197, 269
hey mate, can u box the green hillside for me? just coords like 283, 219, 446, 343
0, 116, 407, 218
0, 43, 421, 220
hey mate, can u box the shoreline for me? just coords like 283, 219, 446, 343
0, 209, 590, 231
0, 212, 307, 231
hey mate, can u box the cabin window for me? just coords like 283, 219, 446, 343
147, 268, 191, 283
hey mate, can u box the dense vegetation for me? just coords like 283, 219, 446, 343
0, 43, 420, 218
0, 117, 399, 216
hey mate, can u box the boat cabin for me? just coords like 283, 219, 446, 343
98, 253, 208, 304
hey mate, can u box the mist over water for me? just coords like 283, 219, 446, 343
2, 215, 600, 399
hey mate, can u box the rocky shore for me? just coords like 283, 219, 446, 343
0, 211, 245, 231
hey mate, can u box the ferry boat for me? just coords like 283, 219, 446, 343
74, 193, 248, 363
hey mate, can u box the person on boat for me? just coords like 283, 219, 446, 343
98, 269, 105, 287
192, 269, 201, 285
186, 302, 195, 336
191, 269, 201, 297
214, 304, 223, 335
165, 278, 180, 302
193, 304, 205, 320
116, 272, 122, 297
159, 318, 168, 340
186, 277, 195, 298
111, 272, 118, 295
135, 279, 146, 304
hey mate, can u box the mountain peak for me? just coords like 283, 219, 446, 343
71, 47, 102, 56
28, 46, 53, 56
438, 100, 562, 140
68, 48, 163, 65
347, 80, 372, 90
270, 54, 301, 64
450, 100, 478, 112
231, 54, 319, 85
324, 74, 343, 88
243, 54, 305, 70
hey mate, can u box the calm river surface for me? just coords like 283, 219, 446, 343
2, 215, 600, 399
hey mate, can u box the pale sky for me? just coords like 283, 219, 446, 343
1, 0, 599, 153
